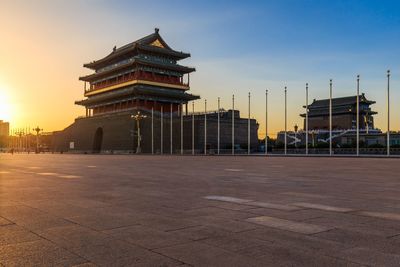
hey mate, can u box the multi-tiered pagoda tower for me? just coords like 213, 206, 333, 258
53, 29, 259, 153
54, 29, 201, 153
76, 28, 199, 117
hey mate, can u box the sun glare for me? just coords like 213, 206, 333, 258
0, 85, 13, 122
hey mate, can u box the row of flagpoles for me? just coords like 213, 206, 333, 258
3, 71, 394, 156
137, 70, 394, 156
286, 70, 392, 156
8, 127, 32, 151
7, 126, 42, 152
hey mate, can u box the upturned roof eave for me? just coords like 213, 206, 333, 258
83, 31, 191, 70
300, 110, 378, 117
75, 84, 200, 106
79, 59, 195, 82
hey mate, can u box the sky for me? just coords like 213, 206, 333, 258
1, 0, 400, 137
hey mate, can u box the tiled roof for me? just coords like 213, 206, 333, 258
83, 28, 190, 70
307, 94, 375, 109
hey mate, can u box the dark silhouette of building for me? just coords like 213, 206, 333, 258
0, 120, 9, 136
300, 94, 376, 130
0, 120, 9, 148
76, 28, 198, 117
53, 29, 258, 153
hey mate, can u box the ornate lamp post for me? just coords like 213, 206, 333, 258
33, 126, 43, 154
131, 111, 147, 154
15, 129, 24, 152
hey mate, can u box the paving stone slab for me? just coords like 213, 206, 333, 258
337, 247, 400, 267
313, 228, 400, 255
155, 241, 263, 267
246, 201, 302, 211
193, 215, 261, 233
35, 224, 114, 250
240, 226, 352, 256
292, 202, 355, 212
183, 206, 255, 220
0, 239, 84, 265
68, 213, 139, 231
246, 216, 334, 234
0, 225, 41, 246
170, 225, 231, 241
2, 154, 400, 265
104, 225, 191, 250
203, 195, 253, 204
355, 211, 400, 221
207, 201, 255, 211
200, 234, 273, 253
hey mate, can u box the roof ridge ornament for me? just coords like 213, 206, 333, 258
155, 28, 159, 34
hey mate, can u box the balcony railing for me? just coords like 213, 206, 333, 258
85, 71, 189, 93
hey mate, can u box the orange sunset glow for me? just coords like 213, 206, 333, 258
1, 1, 399, 139
2, 2, 400, 265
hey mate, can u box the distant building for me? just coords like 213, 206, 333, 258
0, 120, 9, 137
53, 29, 258, 153
300, 94, 376, 131
0, 120, 10, 149
340, 132, 400, 147
277, 94, 386, 147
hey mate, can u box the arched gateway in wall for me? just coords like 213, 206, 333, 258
92, 127, 103, 153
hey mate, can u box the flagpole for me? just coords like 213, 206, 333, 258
192, 101, 195, 155
265, 89, 268, 156
151, 107, 154, 154
329, 79, 333, 156
204, 99, 207, 155
284, 86, 287, 155
232, 94, 235, 155
180, 104, 183, 155
248, 92, 251, 155
356, 75, 360, 156
217, 97, 220, 155
305, 83, 309, 155
161, 106, 163, 154
170, 103, 173, 155
387, 70, 390, 156
28, 126, 31, 152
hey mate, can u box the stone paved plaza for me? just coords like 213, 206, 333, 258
1, 154, 400, 266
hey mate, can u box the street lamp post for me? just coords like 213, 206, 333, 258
33, 126, 43, 154
131, 111, 147, 154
